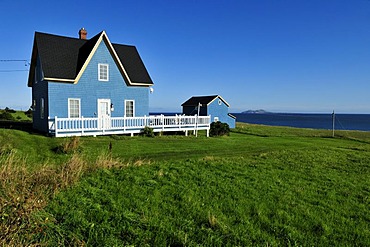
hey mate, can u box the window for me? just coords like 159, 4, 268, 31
40, 98, 44, 119
125, 100, 135, 117
214, 117, 219, 122
98, 63, 109, 81
34, 67, 38, 84
68, 98, 81, 118
218, 99, 222, 105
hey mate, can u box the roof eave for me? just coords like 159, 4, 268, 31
208, 95, 230, 107
27, 37, 38, 87
43, 77, 75, 83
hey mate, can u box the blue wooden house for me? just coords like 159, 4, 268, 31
28, 29, 211, 137
182, 95, 236, 128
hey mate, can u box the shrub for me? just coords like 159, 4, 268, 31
25, 108, 33, 118
0, 111, 15, 121
142, 126, 155, 137
4, 107, 16, 113
210, 121, 230, 137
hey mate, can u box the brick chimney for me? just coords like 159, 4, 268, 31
79, 28, 87, 39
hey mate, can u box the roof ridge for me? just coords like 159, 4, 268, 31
35, 31, 84, 42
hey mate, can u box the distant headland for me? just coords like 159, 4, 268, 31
241, 109, 269, 114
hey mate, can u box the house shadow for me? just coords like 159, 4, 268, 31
0, 120, 38, 135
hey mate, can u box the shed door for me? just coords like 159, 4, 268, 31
98, 99, 111, 129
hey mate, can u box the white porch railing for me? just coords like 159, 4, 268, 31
48, 115, 211, 137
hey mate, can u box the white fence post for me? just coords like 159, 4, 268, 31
81, 116, 84, 135
54, 116, 58, 137
162, 114, 164, 131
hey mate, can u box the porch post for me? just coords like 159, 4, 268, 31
162, 114, 165, 131
81, 116, 84, 135
54, 116, 58, 137
195, 114, 198, 137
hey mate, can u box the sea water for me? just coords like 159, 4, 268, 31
232, 113, 370, 131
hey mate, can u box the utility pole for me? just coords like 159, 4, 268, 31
332, 110, 335, 137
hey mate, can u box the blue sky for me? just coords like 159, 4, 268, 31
1, 0, 369, 113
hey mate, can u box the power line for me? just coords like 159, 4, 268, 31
0, 69, 29, 72
0, 59, 29, 62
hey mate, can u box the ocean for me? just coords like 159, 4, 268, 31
150, 112, 370, 131
232, 113, 370, 132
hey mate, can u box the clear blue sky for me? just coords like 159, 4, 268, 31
1, 0, 369, 113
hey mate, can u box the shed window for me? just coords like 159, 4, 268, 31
125, 100, 135, 117
68, 98, 80, 118
98, 63, 109, 81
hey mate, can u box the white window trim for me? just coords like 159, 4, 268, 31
124, 100, 135, 117
214, 116, 219, 122
68, 98, 81, 118
98, 63, 109, 81
40, 98, 44, 119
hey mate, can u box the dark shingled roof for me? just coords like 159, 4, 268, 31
28, 31, 153, 86
181, 95, 219, 106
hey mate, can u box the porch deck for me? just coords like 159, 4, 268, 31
48, 115, 211, 137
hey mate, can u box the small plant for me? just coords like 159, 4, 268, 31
0, 143, 13, 155
209, 121, 230, 137
142, 126, 155, 137
54, 136, 82, 154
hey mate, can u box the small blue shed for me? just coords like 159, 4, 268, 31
182, 95, 236, 128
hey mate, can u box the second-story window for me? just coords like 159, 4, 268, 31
98, 63, 109, 81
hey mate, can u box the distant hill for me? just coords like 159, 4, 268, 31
241, 109, 269, 114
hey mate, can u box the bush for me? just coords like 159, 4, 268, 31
142, 126, 155, 137
4, 107, 16, 113
0, 111, 15, 121
25, 108, 33, 118
210, 121, 230, 137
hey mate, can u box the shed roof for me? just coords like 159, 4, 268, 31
181, 95, 230, 107
28, 31, 153, 87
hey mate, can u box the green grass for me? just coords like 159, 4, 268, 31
1, 123, 370, 245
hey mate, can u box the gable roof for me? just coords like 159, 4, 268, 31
181, 95, 230, 107
28, 31, 153, 87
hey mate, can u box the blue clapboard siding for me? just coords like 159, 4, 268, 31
48, 40, 149, 119
208, 99, 235, 128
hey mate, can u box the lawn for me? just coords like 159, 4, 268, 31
0, 123, 369, 246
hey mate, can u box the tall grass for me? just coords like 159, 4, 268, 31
0, 141, 135, 245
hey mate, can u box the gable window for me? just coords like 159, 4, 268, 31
40, 98, 44, 119
125, 100, 135, 117
34, 66, 38, 84
98, 63, 109, 81
68, 98, 81, 118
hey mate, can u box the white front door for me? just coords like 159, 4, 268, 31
98, 99, 111, 129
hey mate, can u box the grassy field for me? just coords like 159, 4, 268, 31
0, 123, 369, 245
